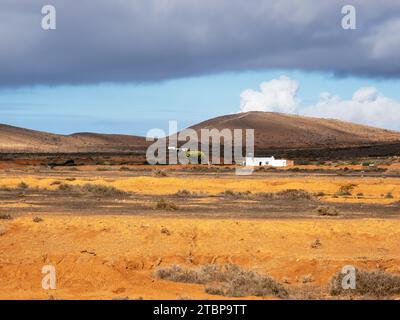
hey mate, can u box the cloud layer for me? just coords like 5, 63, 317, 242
1, 0, 400, 87
240, 76, 300, 113
240, 77, 400, 130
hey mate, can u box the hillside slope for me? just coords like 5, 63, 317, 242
189, 112, 400, 149
0, 124, 147, 153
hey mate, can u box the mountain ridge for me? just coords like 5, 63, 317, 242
1, 112, 400, 152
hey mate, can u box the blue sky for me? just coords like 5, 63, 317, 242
1, 70, 400, 135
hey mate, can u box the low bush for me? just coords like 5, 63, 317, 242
315, 206, 339, 216
155, 264, 288, 298
219, 190, 252, 200
256, 189, 314, 201
153, 169, 168, 177
57, 183, 128, 196
32, 216, 43, 223
330, 269, 400, 298
18, 181, 29, 190
336, 184, 357, 196
155, 198, 178, 211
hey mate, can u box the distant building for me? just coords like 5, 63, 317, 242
245, 156, 290, 167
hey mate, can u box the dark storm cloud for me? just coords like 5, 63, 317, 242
1, 0, 400, 87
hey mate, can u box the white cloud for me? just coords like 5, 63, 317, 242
239, 76, 400, 130
239, 76, 300, 114
302, 87, 400, 130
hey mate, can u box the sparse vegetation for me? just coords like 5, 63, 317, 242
32, 216, 43, 223
256, 189, 315, 201
330, 269, 400, 298
0, 214, 13, 220
336, 183, 357, 196
219, 189, 315, 201
385, 192, 394, 199
57, 183, 128, 196
315, 205, 339, 216
153, 169, 168, 177
175, 189, 192, 198
155, 264, 288, 298
155, 198, 178, 211
160, 227, 171, 235
219, 190, 252, 200
310, 238, 322, 249
18, 181, 29, 190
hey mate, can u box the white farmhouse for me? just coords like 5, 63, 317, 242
245, 156, 288, 167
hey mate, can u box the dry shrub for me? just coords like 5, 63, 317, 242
219, 189, 314, 201
153, 169, 168, 177
50, 180, 62, 186
175, 189, 192, 198
80, 183, 127, 196
256, 189, 314, 201
336, 183, 357, 196
57, 183, 128, 197
155, 264, 288, 298
160, 227, 171, 235
385, 192, 394, 199
315, 205, 339, 216
0, 214, 12, 220
33, 216, 43, 223
155, 198, 178, 211
330, 269, 400, 298
18, 181, 29, 190
57, 183, 75, 192
0, 225, 6, 236
219, 190, 252, 200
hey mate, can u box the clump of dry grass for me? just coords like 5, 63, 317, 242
153, 169, 168, 177
32, 216, 43, 223
385, 192, 394, 199
219, 190, 252, 200
315, 205, 339, 216
18, 181, 29, 190
155, 264, 288, 298
80, 183, 127, 196
155, 198, 178, 211
256, 189, 315, 201
57, 183, 128, 197
160, 226, 171, 235
330, 269, 400, 298
219, 189, 315, 201
0, 214, 13, 220
175, 189, 192, 198
336, 183, 357, 196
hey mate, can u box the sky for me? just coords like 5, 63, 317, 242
1, 0, 400, 135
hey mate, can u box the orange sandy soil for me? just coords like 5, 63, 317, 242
1, 215, 400, 300
1, 174, 400, 204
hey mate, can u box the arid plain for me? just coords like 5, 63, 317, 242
1, 159, 400, 300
